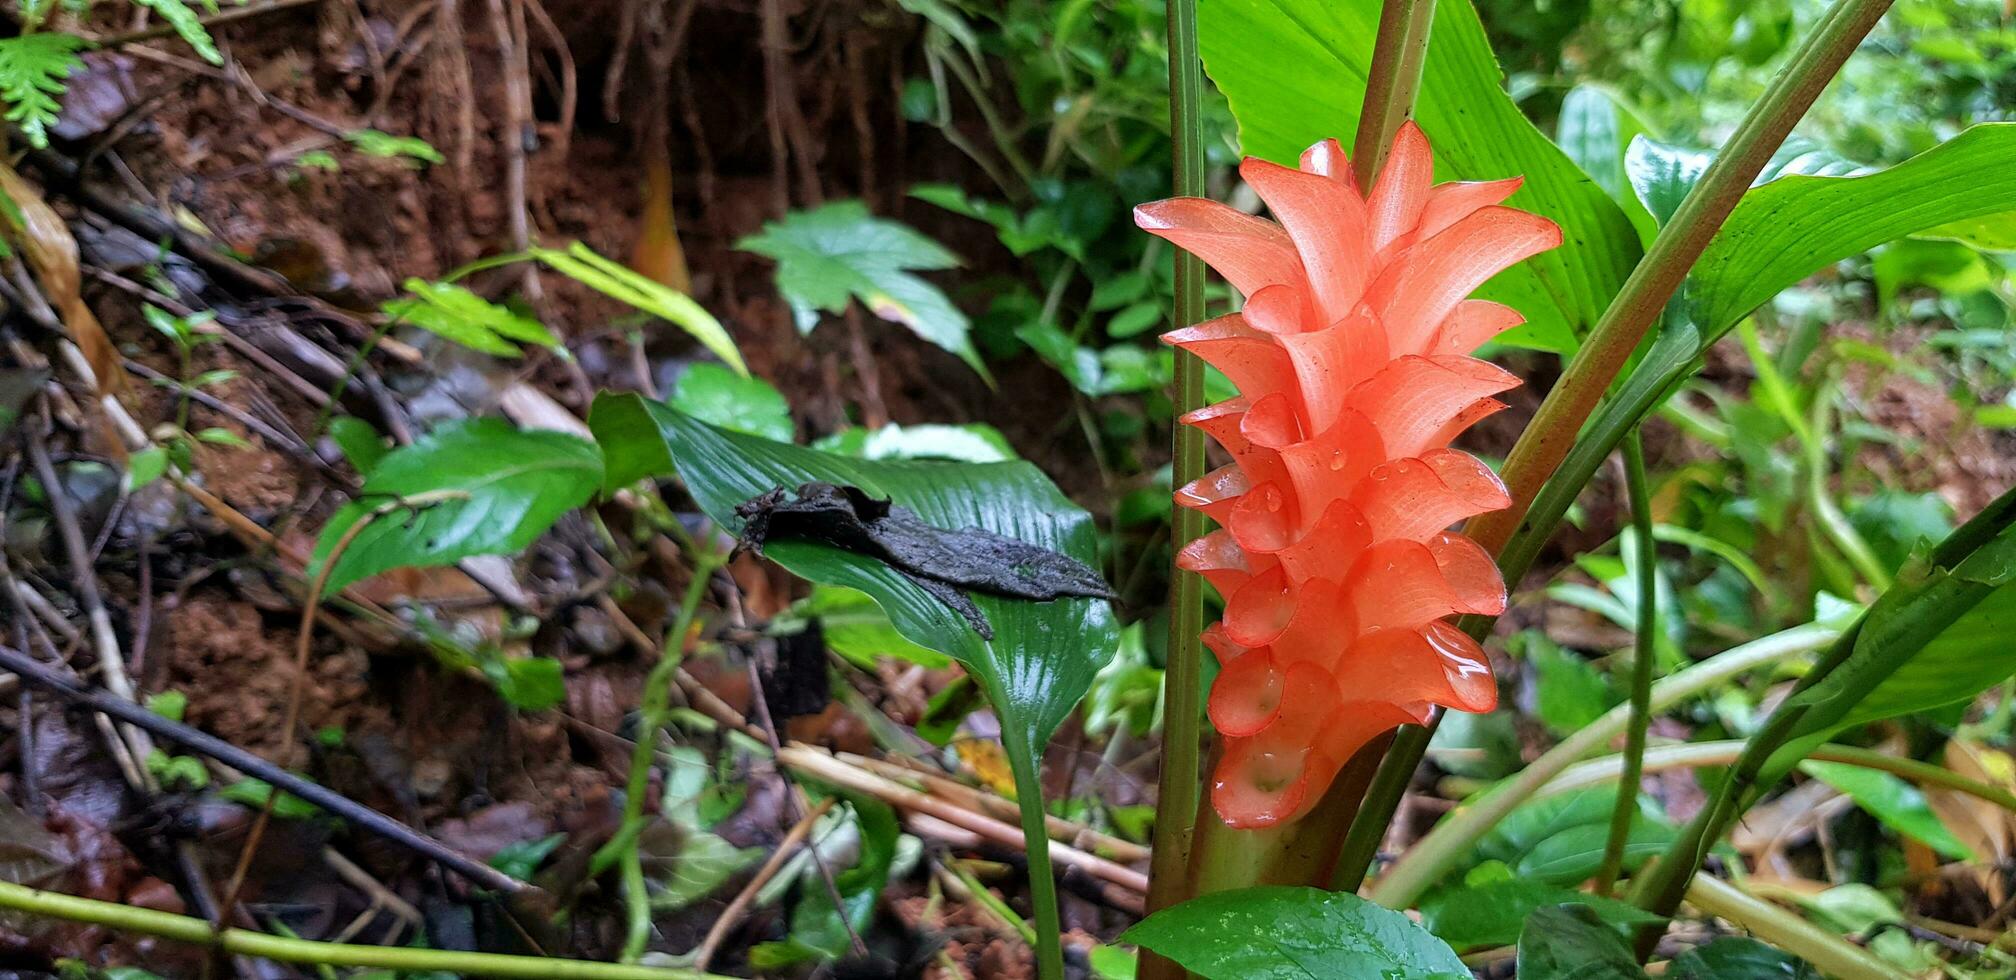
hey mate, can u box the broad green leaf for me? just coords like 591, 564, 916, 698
1670, 937, 1819, 980
311, 418, 603, 592
1122, 886, 1468, 980
1557, 85, 1657, 242
586, 389, 1115, 781
382, 278, 562, 358
814, 422, 1016, 463
0, 33, 82, 149
1800, 760, 1973, 859
670, 363, 793, 442
737, 201, 986, 377
1915, 212, 2016, 251
1527, 635, 1615, 737
1625, 137, 1711, 227
1419, 880, 1662, 950
1837, 565, 2016, 731
1467, 788, 1678, 886
1688, 124, 2016, 336
1197, 0, 1639, 352
1774, 527, 2016, 771
1515, 905, 1643, 980
530, 242, 747, 377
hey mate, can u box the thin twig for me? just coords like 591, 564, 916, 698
86, 0, 327, 47
690, 797, 835, 971
0, 642, 524, 894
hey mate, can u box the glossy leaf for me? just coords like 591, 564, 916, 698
737, 200, 986, 376
1669, 937, 1818, 980
1123, 886, 1468, 980
311, 418, 603, 592
1197, 0, 1638, 351
1557, 85, 1657, 242
1419, 879, 1662, 950
670, 363, 793, 442
1515, 905, 1643, 980
590, 392, 1115, 749
1774, 526, 2016, 772
1684, 123, 2016, 337
1800, 760, 1973, 859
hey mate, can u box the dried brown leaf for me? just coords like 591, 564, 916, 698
0, 160, 122, 395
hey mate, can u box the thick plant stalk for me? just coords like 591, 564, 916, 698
1367, 622, 1836, 908
1335, 0, 1898, 891
1594, 433, 1656, 896
1351, 0, 1437, 186
1465, 0, 1898, 558
1145, 0, 1209, 942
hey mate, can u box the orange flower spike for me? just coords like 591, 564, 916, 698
1138, 123, 1562, 829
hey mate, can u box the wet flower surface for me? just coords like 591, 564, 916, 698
1137, 124, 1561, 828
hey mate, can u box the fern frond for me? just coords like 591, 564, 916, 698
135, 0, 222, 65
0, 33, 83, 149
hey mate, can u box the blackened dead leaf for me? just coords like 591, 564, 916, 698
735, 482, 1114, 640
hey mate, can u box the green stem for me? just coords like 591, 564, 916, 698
1541, 740, 2016, 816
1005, 731, 1065, 980
0, 880, 722, 980
1465, 0, 1897, 560
1339, 0, 1897, 890
1686, 876, 1908, 980
1631, 482, 2016, 942
592, 549, 723, 959
1146, 0, 1208, 935
1594, 433, 1657, 896
1367, 622, 1836, 908
1351, 0, 1437, 186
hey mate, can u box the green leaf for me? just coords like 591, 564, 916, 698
381, 279, 562, 358
144, 690, 187, 723
221, 778, 322, 820
1515, 905, 1644, 980
123, 447, 167, 492
1468, 788, 1676, 886
1123, 886, 1469, 980
788, 585, 952, 671
1914, 212, 2016, 251
488, 833, 564, 880
1557, 85, 1657, 242
135, 0, 221, 65
1800, 760, 1973, 859
1197, 0, 1638, 352
326, 416, 389, 474
587, 392, 1116, 754
1669, 937, 1818, 980
1525, 633, 1614, 736
1420, 881, 1663, 950
754, 798, 900, 966
1689, 124, 2016, 336
813, 422, 1016, 463
736, 200, 987, 377
311, 418, 603, 592
670, 363, 793, 442
1625, 137, 1711, 227
345, 129, 445, 165
479, 655, 566, 712
0, 33, 82, 149
529, 242, 747, 377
